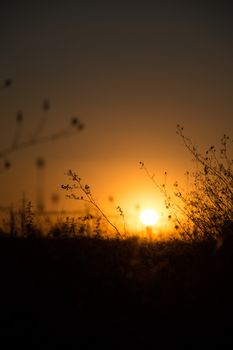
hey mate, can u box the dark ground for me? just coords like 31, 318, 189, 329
0, 235, 233, 346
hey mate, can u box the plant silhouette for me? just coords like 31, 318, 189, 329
0, 79, 85, 174
141, 125, 233, 241
62, 169, 122, 237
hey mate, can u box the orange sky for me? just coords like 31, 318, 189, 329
1, 1, 233, 231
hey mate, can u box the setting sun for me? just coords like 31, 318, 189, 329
140, 209, 159, 227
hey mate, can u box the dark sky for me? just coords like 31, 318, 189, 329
1, 0, 233, 229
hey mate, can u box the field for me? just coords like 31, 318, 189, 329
2, 2, 233, 345
1, 233, 232, 318
0, 128, 232, 344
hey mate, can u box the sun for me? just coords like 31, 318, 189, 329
140, 208, 159, 227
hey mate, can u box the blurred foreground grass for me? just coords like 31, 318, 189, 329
0, 233, 232, 323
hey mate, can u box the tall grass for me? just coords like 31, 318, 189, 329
141, 125, 233, 241
61, 169, 123, 237
1, 79, 232, 245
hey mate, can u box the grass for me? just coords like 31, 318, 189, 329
1, 230, 233, 346
0, 220, 232, 322
0, 127, 232, 328
140, 126, 233, 241
0, 190, 232, 344
0, 93, 233, 340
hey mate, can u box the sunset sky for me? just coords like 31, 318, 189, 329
1, 1, 233, 230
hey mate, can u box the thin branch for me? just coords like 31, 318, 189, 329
0, 116, 85, 172
62, 170, 122, 237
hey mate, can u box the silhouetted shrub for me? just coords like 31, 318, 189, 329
141, 126, 233, 241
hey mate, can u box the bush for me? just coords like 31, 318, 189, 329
176, 125, 233, 240
141, 125, 233, 241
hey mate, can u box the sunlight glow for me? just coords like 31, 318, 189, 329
140, 209, 159, 227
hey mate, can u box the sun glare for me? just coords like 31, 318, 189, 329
140, 209, 159, 227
